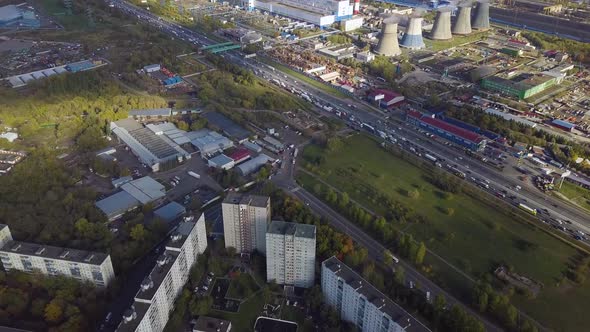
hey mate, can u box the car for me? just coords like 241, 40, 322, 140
105, 312, 113, 323
208, 272, 215, 277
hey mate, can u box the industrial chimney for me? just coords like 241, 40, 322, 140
400, 15, 425, 49
472, 0, 490, 30
375, 19, 401, 56
452, 2, 472, 35
430, 7, 453, 40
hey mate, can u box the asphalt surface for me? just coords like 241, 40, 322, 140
490, 7, 590, 42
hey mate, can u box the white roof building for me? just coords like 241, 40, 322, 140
187, 129, 234, 156
0, 132, 18, 142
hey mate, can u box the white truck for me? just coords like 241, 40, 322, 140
188, 171, 201, 179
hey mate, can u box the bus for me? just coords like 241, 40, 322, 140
518, 203, 537, 216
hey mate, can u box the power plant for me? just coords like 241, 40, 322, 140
400, 15, 425, 49
452, 2, 472, 35
430, 7, 453, 40
472, 0, 490, 30
375, 19, 402, 56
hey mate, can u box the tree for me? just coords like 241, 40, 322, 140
176, 120, 189, 131
394, 265, 405, 285
44, 300, 63, 323
433, 294, 447, 317
130, 224, 146, 242
189, 296, 213, 316
383, 249, 394, 267
415, 242, 426, 265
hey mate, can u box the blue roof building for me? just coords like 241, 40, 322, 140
551, 119, 575, 132
154, 202, 186, 222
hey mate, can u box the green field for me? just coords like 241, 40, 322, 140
424, 32, 489, 51
558, 181, 590, 212
299, 135, 588, 330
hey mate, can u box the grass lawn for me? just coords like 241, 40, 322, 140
258, 57, 350, 99
39, 0, 90, 30
557, 181, 590, 212
281, 306, 312, 332
299, 134, 588, 329
226, 274, 260, 299
210, 290, 266, 332
424, 32, 489, 51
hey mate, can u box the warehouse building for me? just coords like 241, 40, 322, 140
187, 129, 234, 156
208, 154, 235, 170
111, 119, 190, 172
237, 154, 274, 176
154, 202, 186, 222
147, 122, 191, 145
243, 0, 355, 27
96, 176, 166, 220
243, 141, 263, 153
481, 73, 558, 100
550, 119, 575, 132
128, 108, 172, 120
202, 112, 251, 143
407, 111, 486, 151
368, 89, 405, 108
227, 148, 251, 164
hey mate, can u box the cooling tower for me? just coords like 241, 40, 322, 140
375, 20, 401, 56
472, 0, 490, 30
430, 8, 452, 40
452, 4, 472, 35
400, 16, 425, 49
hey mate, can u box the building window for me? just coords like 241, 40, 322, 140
70, 266, 81, 278
21, 258, 33, 271
92, 270, 104, 281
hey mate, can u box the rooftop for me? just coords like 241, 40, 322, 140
154, 202, 186, 222
202, 112, 250, 140
254, 317, 298, 332
95, 191, 140, 219
193, 316, 232, 332
227, 148, 251, 161
551, 119, 575, 129
323, 257, 431, 332
410, 112, 484, 144
115, 301, 151, 332
223, 192, 269, 208
0, 236, 109, 266
135, 250, 180, 301
120, 176, 165, 204
208, 154, 234, 166
267, 220, 316, 239
0, 5, 22, 23
165, 221, 198, 250
128, 108, 172, 117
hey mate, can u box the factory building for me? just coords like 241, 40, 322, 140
222, 193, 271, 255
111, 119, 190, 172
407, 111, 486, 151
128, 108, 172, 120
481, 73, 558, 99
0, 224, 115, 287
154, 202, 187, 222
237, 154, 274, 176
484, 108, 538, 128
202, 112, 251, 143
266, 221, 316, 288
116, 216, 208, 332
244, 0, 355, 27
322, 257, 431, 332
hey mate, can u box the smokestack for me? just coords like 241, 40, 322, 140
430, 8, 452, 40
472, 0, 490, 30
375, 19, 401, 56
354, 0, 360, 14
452, 3, 472, 35
400, 16, 425, 49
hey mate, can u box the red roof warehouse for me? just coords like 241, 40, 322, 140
368, 89, 405, 108
227, 148, 251, 164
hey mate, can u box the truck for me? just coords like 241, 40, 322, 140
424, 154, 437, 163
518, 203, 537, 216
361, 123, 375, 133
293, 148, 298, 158
188, 171, 201, 179
377, 130, 387, 139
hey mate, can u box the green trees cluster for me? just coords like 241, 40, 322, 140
0, 271, 107, 331
522, 32, 589, 63
327, 34, 352, 44
473, 281, 538, 332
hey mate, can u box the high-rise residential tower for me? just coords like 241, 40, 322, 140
222, 193, 271, 255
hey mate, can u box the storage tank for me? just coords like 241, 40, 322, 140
472, 0, 490, 30
375, 19, 402, 56
400, 15, 425, 49
452, 3, 472, 35
430, 8, 453, 40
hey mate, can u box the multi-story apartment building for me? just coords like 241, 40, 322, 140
0, 224, 115, 287
222, 193, 270, 255
116, 215, 208, 332
321, 257, 431, 332
266, 220, 316, 288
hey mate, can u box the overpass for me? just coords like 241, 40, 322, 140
201, 42, 241, 53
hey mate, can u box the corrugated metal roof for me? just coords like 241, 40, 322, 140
208, 154, 234, 166
551, 119, 575, 129
95, 191, 140, 219
121, 176, 165, 204
154, 202, 186, 221
420, 116, 484, 143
